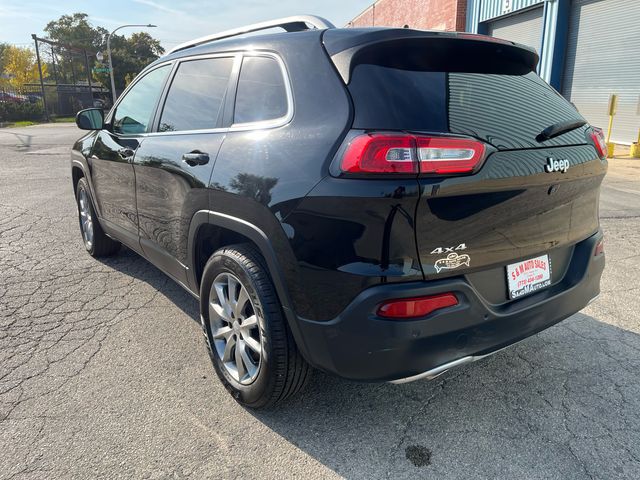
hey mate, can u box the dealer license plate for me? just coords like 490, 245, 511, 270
506, 254, 551, 299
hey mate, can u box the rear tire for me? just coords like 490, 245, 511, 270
200, 244, 311, 408
75, 177, 120, 257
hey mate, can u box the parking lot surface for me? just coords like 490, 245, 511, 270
1, 123, 639, 479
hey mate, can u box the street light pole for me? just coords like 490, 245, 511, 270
107, 23, 157, 104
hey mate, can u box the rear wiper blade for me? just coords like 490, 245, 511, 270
536, 119, 586, 142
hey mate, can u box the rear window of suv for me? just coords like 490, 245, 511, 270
348, 65, 586, 150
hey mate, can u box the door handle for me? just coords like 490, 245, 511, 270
182, 151, 210, 166
118, 147, 135, 160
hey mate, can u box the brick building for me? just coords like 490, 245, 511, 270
348, 0, 467, 31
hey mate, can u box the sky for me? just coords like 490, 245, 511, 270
0, 0, 373, 50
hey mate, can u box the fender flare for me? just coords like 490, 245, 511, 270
187, 210, 311, 359
71, 158, 101, 217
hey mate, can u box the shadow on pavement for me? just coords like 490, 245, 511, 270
0, 131, 33, 149
98, 247, 200, 324
98, 247, 640, 478
251, 314, 640, 479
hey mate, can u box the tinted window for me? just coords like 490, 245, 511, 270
349, 66, 586, 150
447, 73, 582, 149
349, 65, 448, 133
234, 56, 288, 124
159, 57, 233, 132
113, 65, 170, 135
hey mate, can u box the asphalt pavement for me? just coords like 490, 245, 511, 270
1, 123, 639, 479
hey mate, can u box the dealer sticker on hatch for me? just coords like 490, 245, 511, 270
507, 254, 552, 299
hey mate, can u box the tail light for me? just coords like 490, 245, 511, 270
339, 133, 486, 175
340, 134, 417, 174
416, 137, 486, 174
377, 293, 458, 319
589, 127, 607, 159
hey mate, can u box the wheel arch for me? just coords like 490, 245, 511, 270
188, 210, 311, 361
71, 164, 84, 194
71, 159, 101, 217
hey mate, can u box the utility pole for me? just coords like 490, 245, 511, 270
83, 50, 93, 108
50, 45, 58, 83
31, 34, 49, 122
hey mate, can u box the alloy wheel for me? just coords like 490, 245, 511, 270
208, 272, 263, 385
78, 188, 94, 250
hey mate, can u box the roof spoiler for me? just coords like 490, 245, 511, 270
323, 29, 539, 84
169, 15, 335, 54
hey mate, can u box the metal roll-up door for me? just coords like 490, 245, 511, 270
485, 6, 544, 53
562, 0, 640, 144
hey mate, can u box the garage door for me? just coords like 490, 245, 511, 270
562, 0, 640, 144
486, 6, 544, 53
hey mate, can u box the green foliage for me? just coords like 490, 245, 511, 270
44, 13, 108, 51
95, 32, 164, 91
43, 13, 107, 86
43, 13, 164, 93
0, 101, 44, 122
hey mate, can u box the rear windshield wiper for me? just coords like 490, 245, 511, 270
536, 119, 586, 142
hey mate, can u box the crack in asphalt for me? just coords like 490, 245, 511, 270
1, 126, 640, 479
0, 201, 167, 477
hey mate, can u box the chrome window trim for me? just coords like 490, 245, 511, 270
105, 61, 175, 133
107, 51, 293, 139
147, 52, 241, 137
139, 51, 293, 137
229, 51, 294, 131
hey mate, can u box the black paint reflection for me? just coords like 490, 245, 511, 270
228, 173, 278, 206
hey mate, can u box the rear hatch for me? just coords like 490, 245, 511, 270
324, 29, 607, 302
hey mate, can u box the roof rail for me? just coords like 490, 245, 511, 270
168, 15, 336, 54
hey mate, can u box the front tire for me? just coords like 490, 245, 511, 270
200, 244, 311, 408
75, 177, 120, 257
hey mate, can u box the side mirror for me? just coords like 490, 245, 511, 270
76, 108, 104, 130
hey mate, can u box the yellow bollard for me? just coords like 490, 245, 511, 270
606, 94, 617, 142
605, 94, 617, 158
631, 129, 640, 158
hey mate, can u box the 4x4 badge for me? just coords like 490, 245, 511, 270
434, 252, 471, 273
430, 243, 467, 255
545, 157, 569, 173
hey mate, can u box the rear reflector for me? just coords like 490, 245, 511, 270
594, 238, 604, 256
340, 133, 486, 175
377, 293, 458, 319
589, 127, 607, 159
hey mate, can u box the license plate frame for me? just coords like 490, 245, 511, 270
506, 254, 552, 300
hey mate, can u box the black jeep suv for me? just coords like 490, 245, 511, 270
71, 16, 606, 407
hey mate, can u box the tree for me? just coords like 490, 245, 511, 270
0, 43, 9, 76
94, 32, 164, 92
0, 45, 46, 88
43, 13, 164, 93
43, 13, 106, 85
44, 13, 107, 51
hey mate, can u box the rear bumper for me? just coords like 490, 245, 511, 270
295, 231, 604, 382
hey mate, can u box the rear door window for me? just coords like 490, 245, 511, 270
348, 65, 586, 150
234, 56, 288, 124
159, 57, 234, 132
